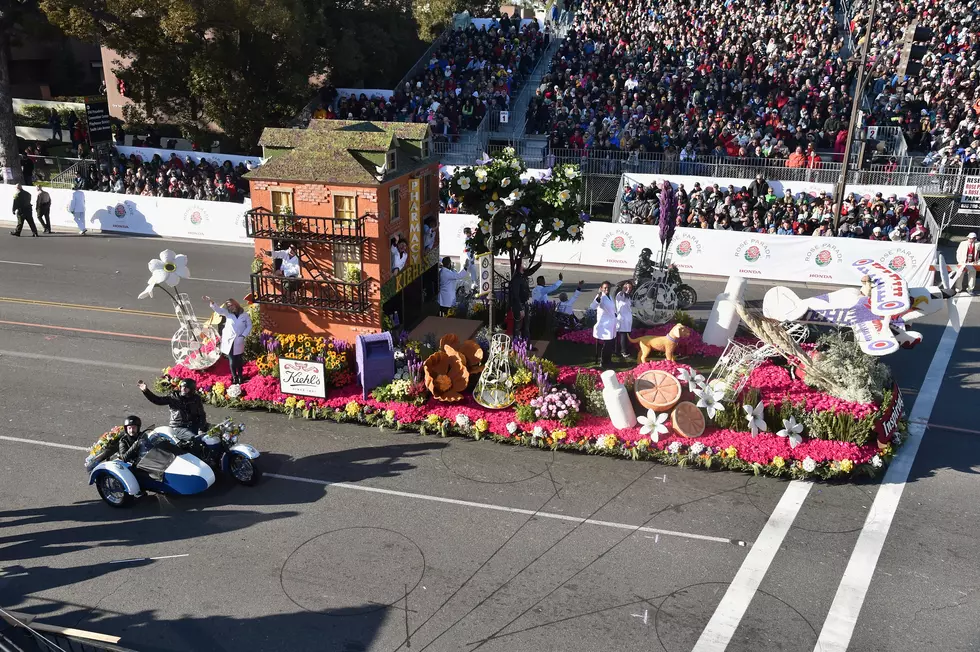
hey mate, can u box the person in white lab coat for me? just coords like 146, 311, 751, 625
461, 227, 477, 289
954, 232, 977, 294
438, 256, 470, 316
531, 272, 563, 303
67, 189, 87, 234
204, 296, 253, 385
615, 281, 634, 358
589, 281, 617, 368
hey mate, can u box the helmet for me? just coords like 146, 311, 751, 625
123, 415, 142, 430
640, 247, 653, 256
178, 378, 197, 392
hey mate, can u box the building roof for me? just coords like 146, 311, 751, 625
251, 120, 432, 185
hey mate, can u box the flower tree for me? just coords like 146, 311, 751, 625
448, 148, 586, 276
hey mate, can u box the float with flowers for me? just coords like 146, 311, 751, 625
156, 310, 906, 480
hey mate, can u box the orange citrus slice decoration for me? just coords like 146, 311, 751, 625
635, 369, 682, 413
671, 401, 705, 438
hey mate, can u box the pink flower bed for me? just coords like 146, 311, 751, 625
165, 353, 885, 470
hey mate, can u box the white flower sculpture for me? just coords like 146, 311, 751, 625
458, 176, 471, 190
568, 224, 580, 237
486, 201, 499, 215
777, 415, 804, 449
480, 220, 490, 235
552, 218, 564, 230
695, 382, 726, 419
503, 146, 516, 156
474, 168, 488, 182
743, 401, 767, 437
509, 189, 523, 201
138, 249, 190, 299
802, 457, 817, 473
227, 384, 242, 398
564, 166, 579, 179
676, 367, 706, 389
558, 189, 571, 203
637, 409, 669, 442
517, 223, 527, 238
500, 177, 511, 188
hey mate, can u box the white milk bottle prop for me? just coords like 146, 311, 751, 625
600, 370, 637, 429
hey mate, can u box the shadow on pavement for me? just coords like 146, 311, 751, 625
259, 441, 448, 484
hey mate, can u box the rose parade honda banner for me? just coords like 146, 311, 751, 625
439, 213, 936, 287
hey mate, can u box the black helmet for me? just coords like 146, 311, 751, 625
123, 415, 142, 430
641, 247, 653, 256
178, 378, 197, 392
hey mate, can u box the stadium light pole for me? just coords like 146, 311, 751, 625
832, 0, 879, 232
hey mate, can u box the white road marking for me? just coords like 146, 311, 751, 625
0, 260, 43, 267
109, 554, 189, 564
0, 350, 160, 373
692, 480, 813, 651
0, 435, 737, 546
190, 277, 250, 285
813, 297, 971, 652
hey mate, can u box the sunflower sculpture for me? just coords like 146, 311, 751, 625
438, 334, 485, 375
423, 348, 470, 402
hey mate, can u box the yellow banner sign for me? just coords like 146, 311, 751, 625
409, 178, 421, 266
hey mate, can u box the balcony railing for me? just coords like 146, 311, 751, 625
245, 208, 367, 244
249, 274, 371, 313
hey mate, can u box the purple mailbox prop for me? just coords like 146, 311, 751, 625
355, 332, 395, 400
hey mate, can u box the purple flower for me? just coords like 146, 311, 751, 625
580, 212, 591, 223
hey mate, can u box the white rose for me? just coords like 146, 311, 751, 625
506, 422, 519, 434
802, 457, 817, 473
871, 455, 882, 468
456, 414, 470, 427
668, 441, 681, 454
227, 384, 242, 398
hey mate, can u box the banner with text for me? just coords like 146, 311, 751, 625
439, 213, 936, 287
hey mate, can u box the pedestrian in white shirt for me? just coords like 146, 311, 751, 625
438, 256, 470, 316
204, 296, 253, 385
589, 281, 617, 368
461, 227, 477, 289
531, 272, 563, 303
954, 232, 978, 294
262, 242, 301, 302
615, 281, 634, 358
67, 189, 86, 234
556, 281, 584, 315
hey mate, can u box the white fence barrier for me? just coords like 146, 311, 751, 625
113, 146, 263, 169
439, 213, 936, 287
0, 185, 251, 244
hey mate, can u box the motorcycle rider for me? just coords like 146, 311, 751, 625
115, 415, 147, 463
137, 378, 207, 440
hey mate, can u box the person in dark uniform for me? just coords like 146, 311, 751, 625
137, 378, 207, 438
35, 183, 52, 233
10, 183, 39, 237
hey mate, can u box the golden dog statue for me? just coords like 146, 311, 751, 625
628, 323, 692, 363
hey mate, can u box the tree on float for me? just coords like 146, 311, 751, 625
447, 148, 587, 276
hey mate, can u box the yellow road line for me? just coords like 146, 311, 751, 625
0, 296, 174, 319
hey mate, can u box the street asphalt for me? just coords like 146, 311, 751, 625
0, 228, 978, 652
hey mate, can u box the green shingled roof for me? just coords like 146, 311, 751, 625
251, 119, 432, 185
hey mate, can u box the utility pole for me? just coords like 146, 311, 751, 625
832, 0, 879, 232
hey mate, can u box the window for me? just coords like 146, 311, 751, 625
386, 149, 397, 171
271, 190, 293, 214
335, 195, 356, 221
421, 138, 431, 159
389, 186, 400, 222
422, 174, 432, 204
332, 243, 362, 282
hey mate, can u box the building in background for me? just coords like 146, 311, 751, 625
9, 32, 101, 99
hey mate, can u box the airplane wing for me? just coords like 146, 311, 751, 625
850, 315, 899, 356
852, 258, 909, 318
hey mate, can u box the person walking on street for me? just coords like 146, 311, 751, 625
35, 183, 52, 233
954, 232, 978, 295
10, 184, 39, 237
204, 296, 253, 385
590, 281, 617, 368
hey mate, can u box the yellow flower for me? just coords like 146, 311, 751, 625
284, 396, 297, 409
162, 367, 172, 375
725, 446, 738, 458
635, 437, 649, 449
475, 419, 489, 433
597, 434, 617, 450
296, 400, 306, 409
385, 409, 396, 421
426, 413, 441, 425
344, 400, 360, 417
771, 456, 786, 468
838, 459, 854, 473
552, 429, 567, 441
213, 382, 226, 396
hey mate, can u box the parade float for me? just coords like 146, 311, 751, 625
144, 149, 938, 481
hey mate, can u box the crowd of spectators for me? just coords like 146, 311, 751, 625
619, 174, 930, 242
527, 0, 855, 164
853, 0, 980, 169
72, 150, 251, 203
316, 15, 548, 140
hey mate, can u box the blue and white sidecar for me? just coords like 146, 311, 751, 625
88, 427, 260, 508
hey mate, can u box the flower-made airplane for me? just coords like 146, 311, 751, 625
761, 257, 957, 356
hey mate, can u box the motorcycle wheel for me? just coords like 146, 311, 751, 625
96, 474, 133, 508
229, 454, 262, 486
675, 284, 698, 310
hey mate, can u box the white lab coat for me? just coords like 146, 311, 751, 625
557, 289, 580, 315
589, 294, 617, 341
461, 241, 477, 287
439, 265, 470, 308
67, 190, 86, 233
212, 303, 253, 356
615, 293, 633, 333
531, 279, 562, 303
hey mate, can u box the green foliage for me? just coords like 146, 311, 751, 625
412, 0, 501, 41
573, 372, 607, 417
806, 332, 892, 404
371, 379, 427, 406
672, 310, 696, 329
14, 104, 79, 128
449, 149, 585, 275
514, 403, 536, 423
529, 355, 559, 381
